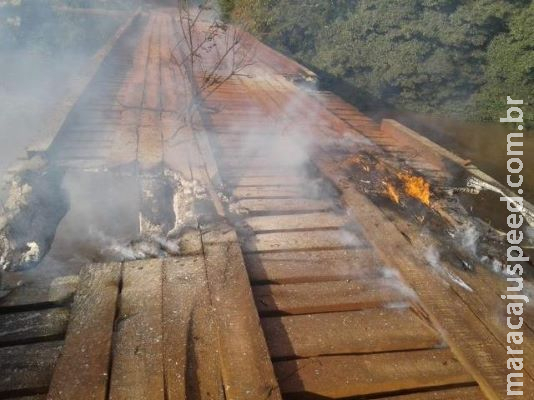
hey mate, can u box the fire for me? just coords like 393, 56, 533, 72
384, 181, 400, 204
398, 172, 431, 206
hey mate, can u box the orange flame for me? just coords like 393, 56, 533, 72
384, 181, 400, 204
398, 173, 431, 206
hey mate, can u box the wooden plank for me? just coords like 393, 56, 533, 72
225, 176, 305, 187
378, 386, 487, 399
109, 259, 165, 400
245, 249, 380, 284
0, 308, 69, 345
219, 157, 300, 169
137, 110, 163, 171
315, 156, 534, 398
202, 227, 282, 400
0, 341, 62, 393
143, 16, 162, 111
242, 229, 364, 253
221, 169, 306, 178
108, 109, 138, 167
109, 17, 153, 168
253, 279, 410, 315
0, 276, 78, 309
118, 15, 152, 108
240, 212, 348, 232
234, 198, 332, 213
162, 257, 224, 400
231, 186, 307, 199
4, 395, 47, 400
274, 349, 475, 398
384, 209, 534, 377
159, 16, 180, 111
48, 263, 121, 400
162, 116, 193, 180
262, 309, 442, 359
27, 11, 139, 154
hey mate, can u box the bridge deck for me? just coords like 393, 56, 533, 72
0, 8, 531, 400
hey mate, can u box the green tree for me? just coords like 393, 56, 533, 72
225, 0, 533, 122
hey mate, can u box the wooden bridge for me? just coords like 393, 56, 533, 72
0, 7, 532, 400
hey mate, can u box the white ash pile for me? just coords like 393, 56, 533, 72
107, 169, 209, 260
0, 156, 68, 273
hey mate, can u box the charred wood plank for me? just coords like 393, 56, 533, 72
245, 249, 380, 284
0, 341, 62, 394
0, 308, 69, 346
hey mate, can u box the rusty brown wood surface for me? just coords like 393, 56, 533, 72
4, 6, 527, 399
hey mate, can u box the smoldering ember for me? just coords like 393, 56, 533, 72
0, 1, 532, 399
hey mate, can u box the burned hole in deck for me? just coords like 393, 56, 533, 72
1, 165, 212, 289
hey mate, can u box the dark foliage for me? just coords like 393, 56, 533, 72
223, 0, 533, 122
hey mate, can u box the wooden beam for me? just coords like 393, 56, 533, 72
48, 263, 121, 400
0, 341, 62, 394
162, 257, 224, 399
202, 226, 282, 400
274, 349, 475, 398
109, 259, 165, 400
262, 309, 442, 359
253, 279, 410, 315
0, 308, 69, 345
245, 249, 379, 284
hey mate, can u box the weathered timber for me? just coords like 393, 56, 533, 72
241, 229, 364, 253
202, 227, 282, 400
0, 341, 62, 394
274, 349, 475, 398
239, 212, 348, 232
225, 176, 306, 187
47, 263, 121, 400
234, 198, 333, 214
231, 186, 308, 199
262, 308, 442, 359
0, 308, 69, 345
0, 276, 78, 310
162, 257, 224, 400
245, 249, 380, 284
253, 279, 411, 315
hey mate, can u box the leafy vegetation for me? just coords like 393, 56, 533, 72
221, 0, 533, 122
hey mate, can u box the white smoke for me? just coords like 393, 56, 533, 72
425, 246, 473, 292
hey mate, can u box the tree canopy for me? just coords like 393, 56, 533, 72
221, 0, 533, 122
